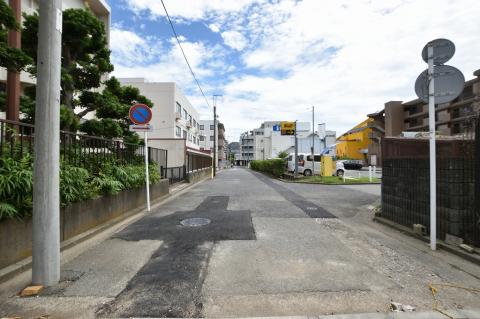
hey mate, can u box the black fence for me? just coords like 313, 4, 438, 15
382, 116, 479, 247
162, 166, 186, 184
0, 119, 167, 174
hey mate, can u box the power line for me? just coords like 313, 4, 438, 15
160, 0, 211, 109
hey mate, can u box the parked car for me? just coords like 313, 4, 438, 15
288, 153, 323, 176
334, 160, 363, 177
287, 153, 307, 173
301, 154, 322, 176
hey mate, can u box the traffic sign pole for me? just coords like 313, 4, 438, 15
144, 132, 151, 212
428, 44, 436, 251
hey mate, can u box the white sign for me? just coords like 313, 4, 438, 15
129, 124, 153, 132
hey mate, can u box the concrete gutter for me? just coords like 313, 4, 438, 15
374, 216, 480, 267
0, 178, 210, 284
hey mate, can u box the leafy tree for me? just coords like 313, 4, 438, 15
0, 1, 32, 72
277, 151, 289, 159
79, 77, 154, 143
22, 8, 113, 120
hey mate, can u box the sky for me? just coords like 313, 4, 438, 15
109, 0, 480, 142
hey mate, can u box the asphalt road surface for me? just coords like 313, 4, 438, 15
1, 168, 480, 318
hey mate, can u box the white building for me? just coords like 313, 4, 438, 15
118, 79, 201, 150
240, 121, 336, 163
199, 119, 227, 168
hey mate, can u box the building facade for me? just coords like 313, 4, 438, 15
198, 119, 227, 168
240, 121, 336, 164
118, 79, 202, 151
367, 68, 480, 166
336, 119, 372, 162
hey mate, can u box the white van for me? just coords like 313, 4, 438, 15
287, 153, 307, 173
288, 153, 322, 176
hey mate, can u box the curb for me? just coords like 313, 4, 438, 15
0, 177, 210, 284
278, 178, 381, 185
374, 216, 480, 267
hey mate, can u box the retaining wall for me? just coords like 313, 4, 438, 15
0, 180, 169, 269
187, 167, 212, 184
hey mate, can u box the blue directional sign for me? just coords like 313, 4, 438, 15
273, 125, 280, 131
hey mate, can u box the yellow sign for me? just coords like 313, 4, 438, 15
280, 121, 295, 136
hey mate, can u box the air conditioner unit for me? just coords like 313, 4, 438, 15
175, 112, 182, 120
186, 122, 192, 128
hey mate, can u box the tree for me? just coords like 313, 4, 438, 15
79, 77, 154, 144
0, 1, 32, 72
22, 8, 113, 119
277, 151, 289, 159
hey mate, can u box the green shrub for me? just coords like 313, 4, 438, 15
0, 155, 33, 219
250, 159, 285, 177
60, 165, 95, 205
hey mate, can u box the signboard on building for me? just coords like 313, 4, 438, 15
280, 121, 295, 136
273, 124, 280, 132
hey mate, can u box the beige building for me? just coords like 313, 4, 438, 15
368, 69, 480, 165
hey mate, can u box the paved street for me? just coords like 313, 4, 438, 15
1, 168, 480, 318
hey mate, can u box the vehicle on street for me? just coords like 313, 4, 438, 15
334, 160, 364, 177
301, 154, 322, 176
287, 153, 308, 173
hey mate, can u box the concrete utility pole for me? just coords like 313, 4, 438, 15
427, 44, 436, 251
311, 106, 315, 174
212, 95, 221, 177
294, 120, 298, 177
6, 0, 21, 122
32, 0, 62, 286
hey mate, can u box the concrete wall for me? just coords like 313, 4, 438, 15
385, 101, 404, 136
0, 180, 169, 269
186, 167, 212, 184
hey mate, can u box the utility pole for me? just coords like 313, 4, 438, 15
427, 44, 436, 251
312, 106, 315, 174
294, 120, 298, 177
212, 95, 221, 177
6, 0, 21, 122
32, 0, 62, 286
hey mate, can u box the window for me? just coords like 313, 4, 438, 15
188, 134, 192, 142
176, 102, 181, 114
175, 126, 181, 137
183, 109, 188, 120
210, 135, 215, 141
200, 125, 204, 130
193, 119, 197, 128
210, 125, 214, 130
200, 136, 205, 141
193, 136, 196, 144
188, 114, 192, 122
183, 130, 187, 139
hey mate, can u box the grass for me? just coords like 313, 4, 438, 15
289, 175, 381, 184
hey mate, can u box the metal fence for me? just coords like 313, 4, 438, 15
186, 151, 212, 173
381, 115, 479, 247
162, 166, 186, 184
0, 119, 167, 174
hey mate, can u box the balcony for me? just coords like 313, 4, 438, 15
186, 121, 192, 129
175, 112, 182, 121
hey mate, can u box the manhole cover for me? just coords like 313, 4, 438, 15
180, 218, 211, 227
306, 207, 318, 210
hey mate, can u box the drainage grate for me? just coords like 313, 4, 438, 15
180, 218, 211, 227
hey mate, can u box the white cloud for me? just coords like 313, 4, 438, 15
124, 0, 262, 20
221, 30, 248, 51
118, 0, 480, 141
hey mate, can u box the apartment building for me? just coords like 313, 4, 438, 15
118, 79, 201, 150
367, 68, 480, 166
240, 121, 335, 164
0, 0, 111, 119
199, 119, 227, 167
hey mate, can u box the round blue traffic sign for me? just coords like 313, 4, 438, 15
129, 104, 152, 125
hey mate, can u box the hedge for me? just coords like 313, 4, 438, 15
250, 159, 285, 177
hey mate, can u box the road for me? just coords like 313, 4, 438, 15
1, 168, 480, 318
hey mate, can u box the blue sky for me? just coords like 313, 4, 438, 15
109, 0, 480, 141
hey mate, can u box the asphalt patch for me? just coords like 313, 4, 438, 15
96, 196, 255, 318
250, 171, 336, 218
